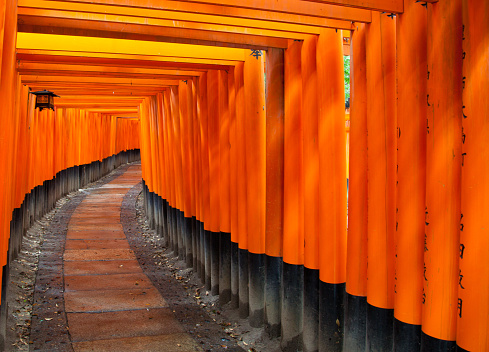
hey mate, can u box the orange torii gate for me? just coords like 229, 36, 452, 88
0, 0, 487, 351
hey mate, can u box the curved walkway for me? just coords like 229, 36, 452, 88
62, 164, 200, 352
29, 164, 202, 352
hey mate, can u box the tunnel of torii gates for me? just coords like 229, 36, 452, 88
0, 0, 486, 351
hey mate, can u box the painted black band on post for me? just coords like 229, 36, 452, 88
344, 293, 367, 352
366, 303, 394, 351
420, 331, 456, 352
394, 317, 421, 352
238, 248, 249, 318
204, 229, 212, 291
248, 252, 265, 328
192, 216, 198, 272
219, 232, 231, 305
318, 281, 345, 352
303, 267, 319, 352
281, 261, 303, 352
230, 241, 239, 309
185, 216, 193, 267
265, 255, 281, 338
210, 230, 220, 295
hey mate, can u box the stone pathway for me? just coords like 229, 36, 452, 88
61, 165, 201, 352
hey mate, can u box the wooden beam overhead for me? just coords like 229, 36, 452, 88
21, 74, 181, 86
21, 0, 371, 23
17, 62, 204, 77
16, 54, 231, 71
16, 49, 239, 66
299, 0, 403, 12
17, 24, 288, 50
17, 33, 247, 62
18, 0, 353, 34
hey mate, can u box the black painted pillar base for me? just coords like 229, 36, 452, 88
147, 191, 154, 228
172, 207, 178, 254
304, 267, 320, 352
199, 222, 205, 282
192, 217, 198, 272
185, 216, 193, 268
366, 303, 394, 352
161, 200, 169, 247
238, 248, 249, 318
319, 281, 345, 352
281, 262, 303, 352
394, 318, 421, 352
204, 229, 212, 291
210, 230, 220, 295
0, 263, 9, 352
265, 255, 281, 338
344, 293, 367, 352
178, 211, 185, 261
219, 232, 231, 305
420, 332, 456, 352
230, 241, 239, 309
248, 252, 265, 328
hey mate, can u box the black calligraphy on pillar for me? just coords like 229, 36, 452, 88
250, 50, 262, 60
460, 243, 465, 259
458, 298, 463, 318
459, 269, 465, 290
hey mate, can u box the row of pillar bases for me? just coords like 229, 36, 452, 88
144, 183, 354, 352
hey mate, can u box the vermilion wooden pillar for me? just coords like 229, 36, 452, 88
345, 22, 368, 352
458, 1, 489, 350
207, 69, 221, 296
218, 69, 232, 304
198, 73, 212, 291
265, 47, 284, 339
179, 81, 192, 263
395, 0, 427, 350
317, 28, 346, 352
301, 34, 320, 352
282, 39, 304, 352
170, 85, 184, 260
234, 62, 249, 318
365, 12, 397, 351
422, 1, 462, 350
244, 50, 266, 328
228, 66, 239, 309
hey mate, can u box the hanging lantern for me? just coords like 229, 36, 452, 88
31, 90, 59, 111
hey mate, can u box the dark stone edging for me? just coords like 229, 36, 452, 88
121, 183, 245, 352
29, 163, 133, 352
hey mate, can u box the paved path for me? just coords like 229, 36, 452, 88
62, 165, 201, 352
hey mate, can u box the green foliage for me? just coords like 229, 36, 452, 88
344, 55, 350, 101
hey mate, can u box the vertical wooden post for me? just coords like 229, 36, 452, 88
179, 81, 191, 263
395, 0, 427, 349
170, 85, 184, 259
422, 0, 462, 349
244, 50, 266, 328
265, 47, 284, 338
301, 34, 320, 352
186, 80, 195, 268
366, 12, 397, 351
235, 62, 249, 318
228, 66, 240, 309
345, 22, 368, 352
317, 28, 347, 352
457, 1, 489, 351
207, 69, 221, 296
282, 39, 304, 351
219, 69, 231, 304
198, 73, 212, 291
